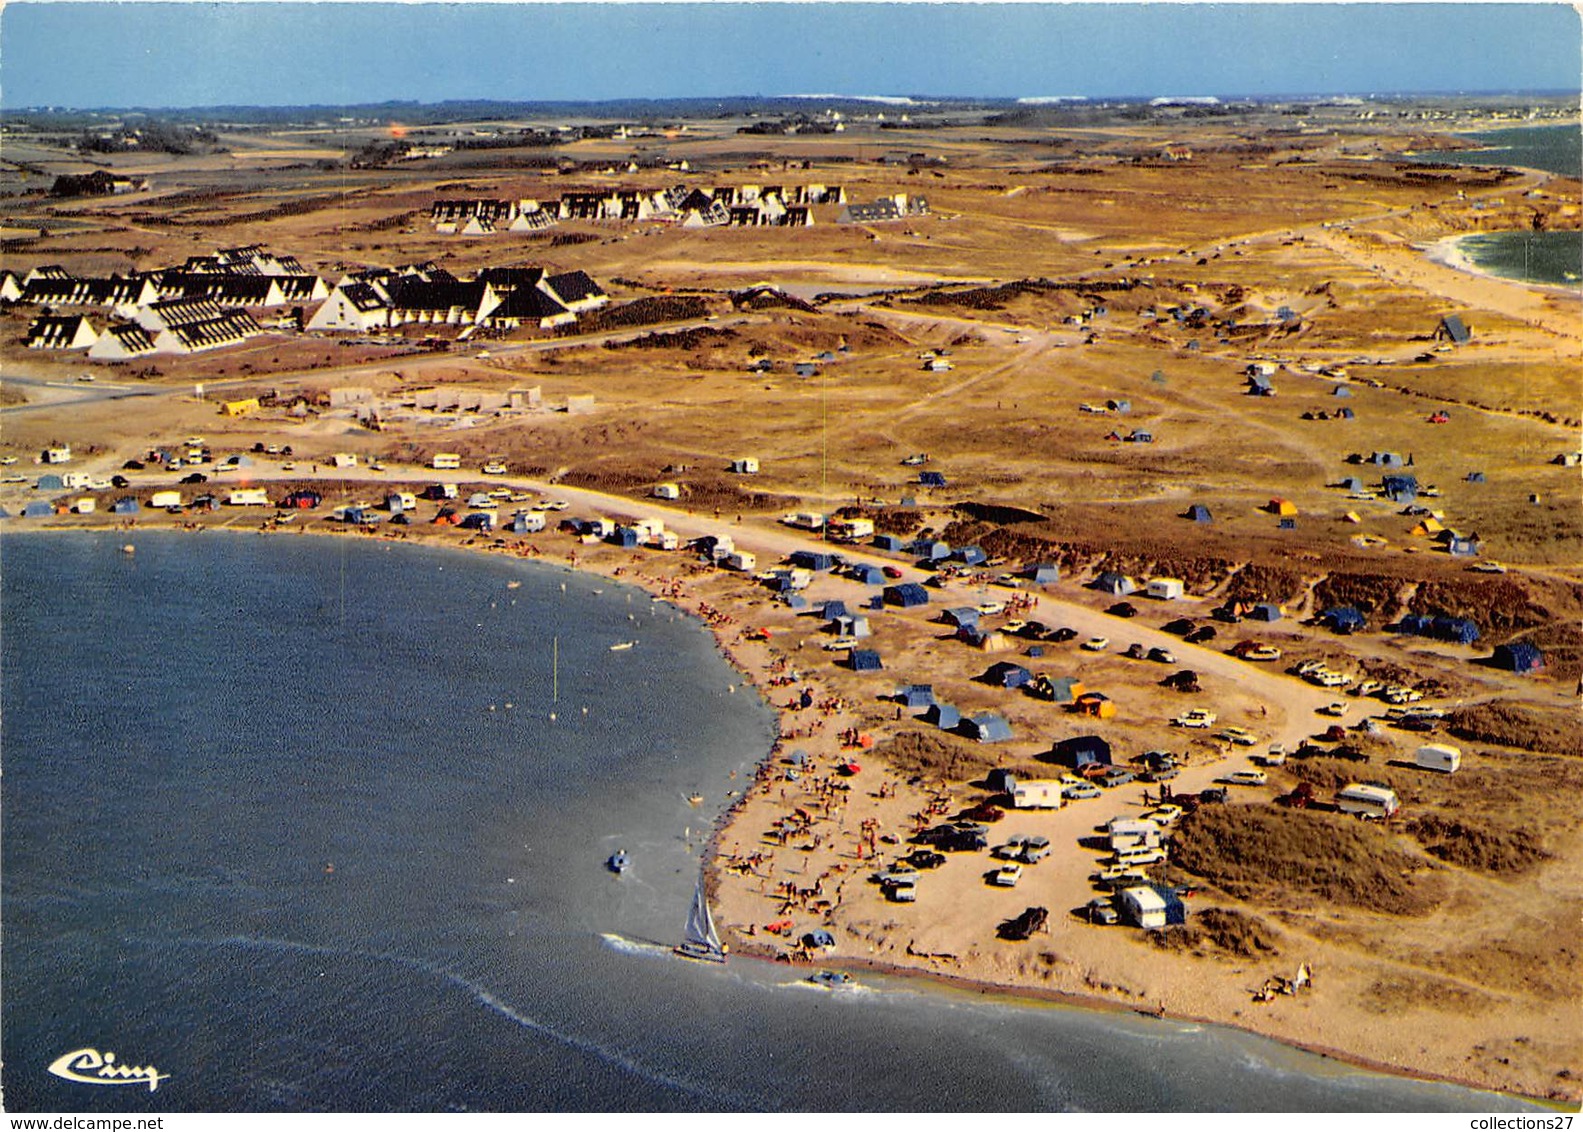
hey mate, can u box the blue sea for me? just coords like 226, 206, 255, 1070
1456, 230, 1582, 289
0, 532, 1544, 1112
1414, 124, 1581, 179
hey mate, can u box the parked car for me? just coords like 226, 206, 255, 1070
961, 803, 1005, 823
180, 472, 208, 484
1224, 769, 1269, 786
882, 566, 904, 579
1174, 708, 1217, 729
1184, 626, 1217, 643
1320, 702, 1348, 717
976, 601, 1006, 615
906, 850, 946, 870
1082, 636, 1110, 652
1257, 744, 1288, 767
1216, 726, 1258, 746
1142, 766, 1179, 783
1147, 647, 1176, 664
1087, 899, 1120, 925
482, 461, 508, 475
1145, 804, 1184, 825
1123, 643, 1147, 659
1047, 627, 1078, 643
1107, 602, 1138, 618
1100, 767, 1136, 788
1063, 781, 1102, 800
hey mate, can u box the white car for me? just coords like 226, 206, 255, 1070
1216, 726, 1258, 746
992, 864, 1023, 887
1469, 561, 1507, 574
821, 638, 860, 651
1063, 782, 1102, 800
1224, 769, 1268, 786
1082, 637, 1110, 652
1175, 708, 1217, 729
1320, 702, 1348, 717
1257, 744, 1288, 767
482, 461, 508, 475
1145, 804, 1183, 825
1314, 671, 1350, 688
1295, 660, 1327, 676
976, 601, 1006, 615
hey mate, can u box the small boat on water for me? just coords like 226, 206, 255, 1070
675, 875, 727, 964
807, 970, 855, 990
607, 849, 631, 875
506, 580, 521, 589
609, 641, 636, 652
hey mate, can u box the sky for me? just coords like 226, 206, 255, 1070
0, 2, 1578, 110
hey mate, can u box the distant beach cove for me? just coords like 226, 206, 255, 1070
1426, 229, 1583, 290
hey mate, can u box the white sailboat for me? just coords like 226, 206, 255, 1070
674, 874, 727, 964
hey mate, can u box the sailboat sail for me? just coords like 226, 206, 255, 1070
677, 874, 726, 962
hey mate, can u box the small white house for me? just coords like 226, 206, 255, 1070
1335, 783, 1399, 819
1107, 818, 1162, 852
1146, 577, 1186, 600
828, 517, 874, 543
1117, 886, 1169, 929
512, 510, 547, 533
648, 530, 681, 551
72, 497, 97, 514
149, 491, 182, 509
228, 488, 270, 506
331, 453, 358, 469
388, 492, 418, 513
730, 457, 760, 475
61, 471, 95, 489
781, 511, 826, 531
432, 453, 462, 470
1414, 743, 1462, 773
653, 482, 681, 500
724, 551, 757, 572
1010, 781, 1064, 810
43, 446, 72, 464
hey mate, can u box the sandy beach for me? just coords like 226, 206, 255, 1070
15, 502, 1576, 1110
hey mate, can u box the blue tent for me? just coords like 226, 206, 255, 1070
985, 768, 1017, 794
1093, 572, 1136, 595
35, 474, 64, 492
1382, 475, 1419, 502
1246, 374, 1275, 396
819, 600, 850, 621
609, 527, 640, 548
1249, 603, 1283, 622
1278, 517, 1297, 530
0, 506, 10, 519
1439, 314, 1471, 344
459, 512, 493, 531
965, 713, 1013, 743
942, 606, 980, 629
790, 550, 836, 571
1432, 616, 1480, 645
873, 534, 906, 552
848, 649, 883, 672
883, 583, 929, 608
803, 928, 836, 948
919, 471, 947, 488
1027, 563, 1059, 583
1184, 504, 1213, 523
1465, 471, 1486, 484
924, 703, 961, 730
1108, 399, 1131, 413
22, 501, 53, 518
1151, 884, 1188, 926
983, 662, 1032, 689
1448, 536, 1480, 557
1492, 641, 1544, 673
781, 593, 809, 610
898, 684, 936, 708
849, 565, 886, 586
1336, 407, 1355, 420
1339, 477, 1365, 493
1054, 735, 1112, 769
833, 614, 872, 639
1027, 645, 1044, 658
954, 546, 987, 566
908, 539, 951, 560
109, 497, 141, 515
1319, 606, 1366, 634
1332, 384, 1352, 398
1370, 451, 1404, 468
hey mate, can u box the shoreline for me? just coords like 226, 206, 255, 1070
1422, 230, 1583, 294
3, 518, 1567, 1111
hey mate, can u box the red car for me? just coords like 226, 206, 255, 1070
882, 566, 904, 579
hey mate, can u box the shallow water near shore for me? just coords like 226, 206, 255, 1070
0, 531, 1541, 1111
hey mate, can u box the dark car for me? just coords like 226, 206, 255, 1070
1107, 602, 1138, 618
1047, 627, 1078, 643
1100, 767, 1136, 788
111, 474, 130, 489
960, 803, 1005, 823
940, 829, 988, 852
1185, 626, 1218, 643
907, 850, 947, 869
180, 472, 208, 484
1123, 643, 1147, 659
122, 460, 145, 471
1162, 618, 1196, 636
1147, 647, 1177, 664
